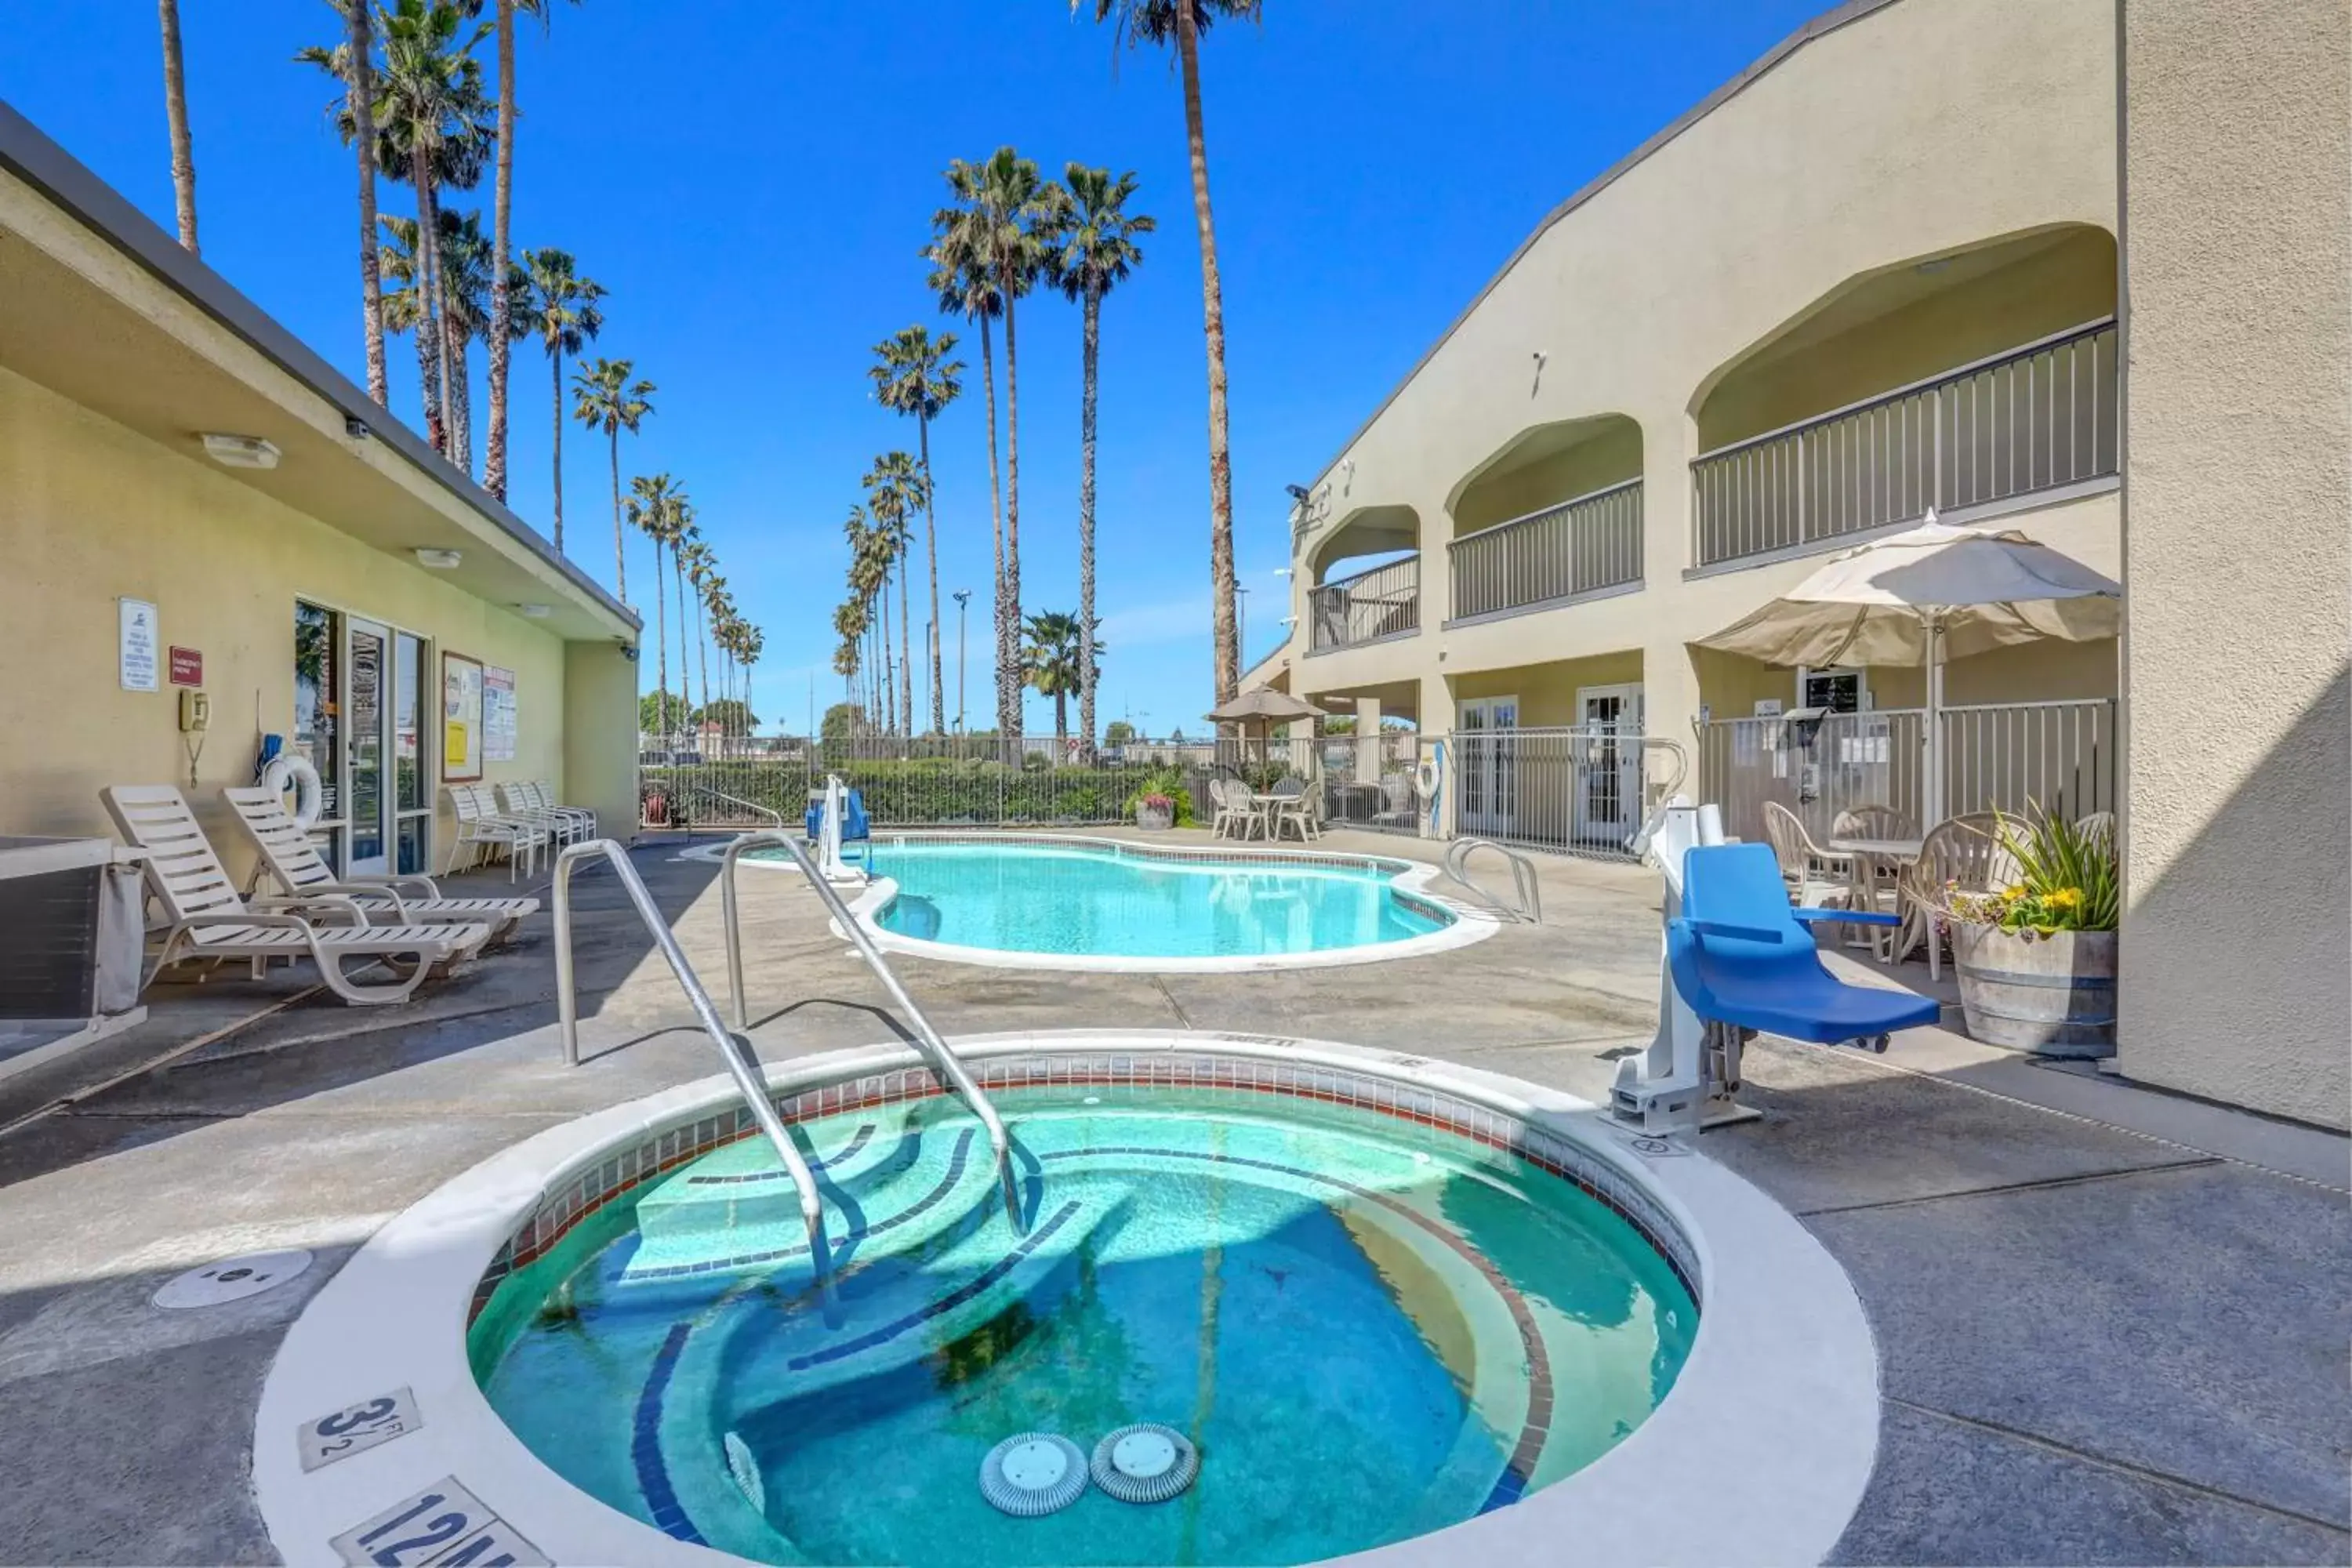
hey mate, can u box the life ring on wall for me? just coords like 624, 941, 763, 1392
263, 754, 325, 830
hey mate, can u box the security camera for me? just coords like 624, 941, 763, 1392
1283, 484, 1312, 501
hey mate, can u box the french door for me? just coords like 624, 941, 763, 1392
1457, 696, 1519, 835
1573, 684, 1644, 840
294, 604, 430, 877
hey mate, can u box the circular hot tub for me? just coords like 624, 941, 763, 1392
253, 1033, 1878, 1567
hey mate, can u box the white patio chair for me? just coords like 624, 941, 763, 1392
1208, 777, 1261, 840
498, 780, 589, 850
1901, 812, 2016, 981
100, 785, 491, 1006
523, 780, 597, 840
1762, 801, 1853, 909
1268, 775, 1319, 842
221, 785, 538, 944
446, 783, 550, 880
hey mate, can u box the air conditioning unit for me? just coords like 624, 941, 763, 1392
0, 837, 148, 1083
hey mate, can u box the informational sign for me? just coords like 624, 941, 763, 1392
169, 646, 204, 687
328, 1475, 546, 1567
298, 1388, 420, 1472
118, 598, 159, 691
1751, 698, 1784, 717
442, 652, 484, 782
482, 666, 517, 762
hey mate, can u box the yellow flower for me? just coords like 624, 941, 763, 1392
2001, 883, 2027, 902
2046, 887, 2084, 910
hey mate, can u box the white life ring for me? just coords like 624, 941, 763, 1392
1414, 758, 1439, 801
263, 754, 325, 830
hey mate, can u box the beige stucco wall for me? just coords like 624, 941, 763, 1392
0, 364, 589, 887
2118, 0, 2351, 1127
1279, 0, 2121, 759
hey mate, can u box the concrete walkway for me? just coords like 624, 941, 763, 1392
0, 831, 2342, 1565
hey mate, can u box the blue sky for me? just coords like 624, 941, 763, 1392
5, 1, 1822, 736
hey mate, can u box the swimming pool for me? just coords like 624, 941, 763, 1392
733, 835, 1495, 971
468, 1081, 1695, 1565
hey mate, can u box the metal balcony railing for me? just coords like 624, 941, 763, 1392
1308, 554, 1420, 652
1690, 318, 2118, 569
1448, 478, 1642, 622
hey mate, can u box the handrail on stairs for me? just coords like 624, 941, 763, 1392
719, 829, 1026, 1235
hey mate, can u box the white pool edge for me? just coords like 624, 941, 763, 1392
252, 1029, 1879, 1568
685, 830, 1503, 973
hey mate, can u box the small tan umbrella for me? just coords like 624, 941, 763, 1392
1695, 514, 2120, 822
1205, 686, 1323, 771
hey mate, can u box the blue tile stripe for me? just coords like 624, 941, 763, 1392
685, 1122, 875, 1184
630, 1322, 708, 1544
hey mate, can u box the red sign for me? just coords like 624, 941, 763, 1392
169, 646, 203, 687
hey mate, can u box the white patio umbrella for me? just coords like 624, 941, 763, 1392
1693, 513, 2119, 824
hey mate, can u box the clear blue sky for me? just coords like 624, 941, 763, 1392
5, 1, 1823, 737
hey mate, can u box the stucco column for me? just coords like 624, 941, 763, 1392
1419, 671, 1456, 839
1639, 410, 1705, 787
1353, 697, 1382, 785
564, 639, 641, 843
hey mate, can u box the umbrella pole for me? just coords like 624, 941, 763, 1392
1922, 613, 1945, 827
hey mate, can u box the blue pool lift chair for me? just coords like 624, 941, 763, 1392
1668, 842, 1940, 1053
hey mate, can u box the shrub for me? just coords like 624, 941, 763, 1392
1948, 804, 2118, 934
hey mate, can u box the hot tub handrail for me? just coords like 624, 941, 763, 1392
551, 838, 829, 1262
720, 829, 1026, 1235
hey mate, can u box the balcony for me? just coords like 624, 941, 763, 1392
1448, 478, 1643, 624
1690, 318, 2118, 570
1308, 555, 1420, 653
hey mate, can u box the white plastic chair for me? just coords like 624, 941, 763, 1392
1268, 776, 1319, 842
446, 784, 550, 880
1208, 777, 1261, 840
100, 785, 490, 1005
498, 781, 589, 849
523, 780, 597, 840
221, 785, 538, 943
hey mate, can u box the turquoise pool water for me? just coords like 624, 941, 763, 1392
472, 1087, 1697, 1566
800, 838, 1448, 960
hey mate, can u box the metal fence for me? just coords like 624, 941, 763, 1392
1309, 555, 1420, 651
1697, 699, 2117, 844
1442, 725, 1682, 861
1449, 478, 1642, 622
1690, 318, 2118, 568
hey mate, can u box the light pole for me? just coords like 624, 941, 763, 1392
953, 589, 971, 735
1236, 585, 1250, 668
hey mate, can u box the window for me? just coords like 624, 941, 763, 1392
1798, 666, 1868, 713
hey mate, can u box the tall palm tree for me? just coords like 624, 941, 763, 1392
345, 1, 388, 405
423, 207, 495, 452
514, 248, 603, 550
869, 325, 963, 734
843, 505, 891, 735
1022, 612, 1105, 748
832, 599, 869, 720
1076, 0, 1258, 701
670, 510, 698, 724
485, 0, 581, 502
679, 537, 717, 713
572, 357, 654, 601
927, 184, 1006, 737
864, 453, 927, 737
158, 0, 198, 253
627, 473, 688, 735
375, 211, 495, 448
1046, 165, 1152, 749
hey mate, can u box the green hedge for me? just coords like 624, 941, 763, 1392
642, 757, 1173, 826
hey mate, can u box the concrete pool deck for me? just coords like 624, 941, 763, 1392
0, 829, 2343, 1565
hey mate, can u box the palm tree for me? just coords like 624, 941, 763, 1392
344, 2, 389, 405
678, 537, 717, 713
513, 248, 604, 550
869, 325, 963, 735
1022, 612, 1105, 748
843, 505, 891, 735
485, 0, 581, 501
670, 510, 698, 724
927, 183, 1006, 738
1046, 165, 1152, 749
832, 599, 869, 720
375, 212, 493, 445
158, 0, 198, 253
572, 357, 654, 601
865, 453, 927, 737
1076, 0, 1258, 701
627, 474, 688, 736
427, 207, 495, 453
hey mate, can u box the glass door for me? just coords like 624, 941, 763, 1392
1458, 697, 1519, 835
392, 632, 431, 873
346, 619, 392, 875
1574, 684, 1644, 840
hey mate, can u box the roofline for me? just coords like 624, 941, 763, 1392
1307, 0, 1905, 490
0, 98, 641, 636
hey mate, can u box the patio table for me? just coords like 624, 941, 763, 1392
1830, 835, 1927, 961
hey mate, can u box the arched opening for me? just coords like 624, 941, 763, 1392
1306, 505, 1421, 652
1690, 223, 2118, 568
1444, 413, 1645, 621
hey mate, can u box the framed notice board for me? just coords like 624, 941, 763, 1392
442, 652, 484, 782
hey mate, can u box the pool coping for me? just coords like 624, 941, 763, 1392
251, 1029, 1878, 1568
685, 831, 1504, 973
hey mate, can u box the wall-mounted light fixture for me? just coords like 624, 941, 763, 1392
413, 547, 463, 569
344, 416, 372, 441
201, 432, 281, 470
1916, 256, 1953, 274
514, 603, 552, 619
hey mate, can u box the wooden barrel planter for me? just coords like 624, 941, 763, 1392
1951, 924, 2118, 1058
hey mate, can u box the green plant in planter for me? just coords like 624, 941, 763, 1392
1950, 805, 2118, 934
1122, 765, 1195, 826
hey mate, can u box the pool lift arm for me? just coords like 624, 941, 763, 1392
1610, 797, 1764, 1136
812, 775, 867, 886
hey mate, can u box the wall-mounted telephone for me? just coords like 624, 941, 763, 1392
179, 689, 211, 732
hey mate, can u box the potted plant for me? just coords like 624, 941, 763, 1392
1123, 766, 1194, 831
1944, 808, 2118, 1058
1134, 792, 1176, 831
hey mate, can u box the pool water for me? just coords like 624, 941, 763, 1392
471, 1088, 1697, 1566
828, 838, 1448, 960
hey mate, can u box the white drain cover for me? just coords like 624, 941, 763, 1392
152, 1249, 314, 1310
979, 1432, 1088, 1515
1091, 1423, 1200, 1504
1110, 1429, 1177, 1479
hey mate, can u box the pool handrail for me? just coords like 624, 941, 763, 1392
1439, 837, 1543, 923
719, 829, 1026, 1236
550, 838, 830, 1268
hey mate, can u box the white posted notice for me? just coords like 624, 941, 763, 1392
118, 598, 159, 691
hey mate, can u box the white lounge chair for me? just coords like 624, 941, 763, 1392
100, 786, 492, 1006
445, 783, 551, 880
220, 785, 539, 944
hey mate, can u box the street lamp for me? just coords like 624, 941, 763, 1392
952, 589, 971, 735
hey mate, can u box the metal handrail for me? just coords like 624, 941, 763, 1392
1446, 474, 1643, 550
719, 830, 1026, 1235
550, 839, 832, 1269
1441, 837, 1544, 924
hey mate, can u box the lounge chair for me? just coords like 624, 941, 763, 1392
1668, 841, 1940, 1051
220, 785, 539, 944
100, 786, 492, 1005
